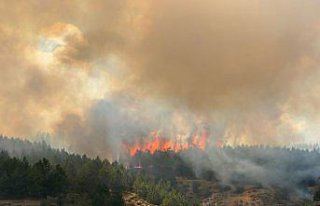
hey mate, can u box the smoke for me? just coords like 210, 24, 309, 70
179, 147, 320, 198
131, 0, 318, 107
0, 0, 132, 138
1, 0, 320, 156
53, 92, 208, 157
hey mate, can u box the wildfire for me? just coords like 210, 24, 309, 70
124, 129, 209, 156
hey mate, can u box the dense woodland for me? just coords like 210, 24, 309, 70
0, 150, 128, 205
128, 145, 320, 201
1, 135, 320, 205
0, 135, 192, 206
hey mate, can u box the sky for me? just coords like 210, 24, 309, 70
1, 0, 320, 157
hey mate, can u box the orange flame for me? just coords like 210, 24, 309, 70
124, 129, 209, 156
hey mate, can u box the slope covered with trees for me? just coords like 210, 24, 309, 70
1, 135, 320, 205
0, 150, 127, 205
0, 135, 192, 206
127, 145, 320, 202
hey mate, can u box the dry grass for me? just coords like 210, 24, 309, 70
123, 192, 156, 206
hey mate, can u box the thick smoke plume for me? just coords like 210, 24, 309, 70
179, 147, 320, 198
1, 0, 320, 156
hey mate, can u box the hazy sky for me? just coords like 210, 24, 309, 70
1, 0, 320, 156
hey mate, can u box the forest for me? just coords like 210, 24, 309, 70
0, 135, 192, 206
126, 144, 320, 203
1, 135, 320, 205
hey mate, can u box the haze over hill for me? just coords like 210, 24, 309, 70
2, 1, 320, 205
1, 135, 320, 205
1, 0, 320, 158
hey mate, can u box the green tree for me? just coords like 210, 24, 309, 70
48, 164, 68, 196
30, 158, 52, 197
92, 184, 111, 206
75, 160, 100, 194
107, 162, 128, 193
161, 191, 188, 206
0, 157, 30, 197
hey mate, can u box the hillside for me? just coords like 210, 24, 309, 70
125, 147, 320, 205
1, 135, 320, 205
0, 136, 192, 206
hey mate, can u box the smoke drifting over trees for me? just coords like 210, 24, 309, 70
1, 0, 320, 154
2, 1, 320, 204
2, 135, 320, 203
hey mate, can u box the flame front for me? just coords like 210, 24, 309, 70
124, 129, 209, 156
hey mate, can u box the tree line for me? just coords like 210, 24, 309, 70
2, 134, 320, 204
0, 135, 193, 206
0, 150, 126, 205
